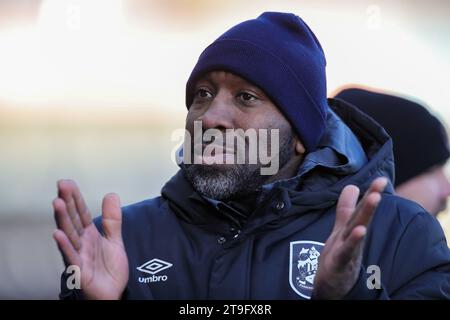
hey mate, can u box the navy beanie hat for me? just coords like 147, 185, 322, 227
186, 12, 328, 152
335, 88, 450, 187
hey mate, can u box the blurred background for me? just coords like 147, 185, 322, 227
0, 0, 449, 299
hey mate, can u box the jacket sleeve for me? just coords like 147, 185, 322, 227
59, 270, 85, 300
344, 211, 450, 300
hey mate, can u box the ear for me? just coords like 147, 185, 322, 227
295, 139, 306, 155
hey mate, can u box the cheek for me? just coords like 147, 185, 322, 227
267, 115, 293, 138
185, 109, 201, 131
415, 179, 443, 211
425, 178, 443, 195
232, 112, 260, 130
416, 179, 439, 198
240, 110, 289, 131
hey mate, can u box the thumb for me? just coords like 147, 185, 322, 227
101, 193, 123, 243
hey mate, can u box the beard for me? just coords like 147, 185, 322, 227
183, 128, 295, 200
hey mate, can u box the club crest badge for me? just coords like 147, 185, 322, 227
289, 240, 324, 299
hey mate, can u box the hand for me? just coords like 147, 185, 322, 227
52, 180, 129, 300
313, 177, 388, 299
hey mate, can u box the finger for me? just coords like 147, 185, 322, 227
343, 192, 381, 239
335, 225, 366, 267
342, 177, 387, 236
53, 198, 82, 250
361, 177, 388, 200
334, 185, 360, 232
57, 180, 84, 234
101, 193, 123, 243
53, 229, 81, 267
72, 183, 93, 228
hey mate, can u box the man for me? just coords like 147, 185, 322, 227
53, 12, 450, 300
335, 87, 450, 217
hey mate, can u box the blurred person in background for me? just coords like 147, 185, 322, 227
52, 12, 450, 300
335, 88, 450, 217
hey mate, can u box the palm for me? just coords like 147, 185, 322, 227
53, 180, 129, 300
78, 223, 128, 299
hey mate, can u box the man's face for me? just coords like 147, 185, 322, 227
396, 165, 450, 216
183, 71, 304, 200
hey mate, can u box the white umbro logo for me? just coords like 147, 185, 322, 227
137, 258, 173, 275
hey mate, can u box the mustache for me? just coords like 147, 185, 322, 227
191, 132, 252, 155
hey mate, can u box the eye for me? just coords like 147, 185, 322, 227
194, 88, 213, 100
238, 92, 257, 103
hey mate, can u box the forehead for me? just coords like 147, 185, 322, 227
196, 70, 258, 87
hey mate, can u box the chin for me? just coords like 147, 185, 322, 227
435, 203, 447, 216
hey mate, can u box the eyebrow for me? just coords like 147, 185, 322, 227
195, 72, 269, 99
195, 75, 214, 86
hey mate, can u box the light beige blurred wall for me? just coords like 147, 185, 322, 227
0, 107, 184, 299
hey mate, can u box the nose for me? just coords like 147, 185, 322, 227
198, 92, 234, 131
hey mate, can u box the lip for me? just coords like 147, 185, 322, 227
194, 143, 235, 155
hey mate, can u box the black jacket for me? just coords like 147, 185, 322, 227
60, 99, 450, 299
